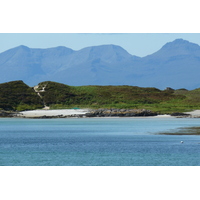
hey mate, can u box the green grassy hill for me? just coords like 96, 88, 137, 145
1, 80, 200, 113
38, 81, 198, 114
0, 81, 43, 111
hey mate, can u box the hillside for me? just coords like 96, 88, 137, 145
1, 39, 200, 89
1, 80, 200, 114
0, 81, 43, 111
37, 81, 199, 114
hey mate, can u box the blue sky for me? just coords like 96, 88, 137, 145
1, 33, 200, 57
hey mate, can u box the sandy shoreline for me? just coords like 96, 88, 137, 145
17, 109, 90, 118
184, 110, 200, 117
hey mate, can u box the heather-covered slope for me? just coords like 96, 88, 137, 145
1, 80, 200, 113
0, 81, 43, 110
37, 81, 190, 113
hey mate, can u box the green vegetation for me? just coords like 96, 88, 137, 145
0, 81, 43, 111
38, 81, 200, 114
1, 80, 200, 113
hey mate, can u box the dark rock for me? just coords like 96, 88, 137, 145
85, 108, 157, 117
85, 113, 97, 117
0, 110, 17, 117
171, 112, 190, 117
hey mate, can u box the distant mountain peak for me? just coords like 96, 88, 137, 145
162, 38, 200, 49
16, 45, 30, 50
74, 44, 133, 63
149, 38, 200, 58
81, 44, 128, 51
172, 38, 188, 43
45, 46, 74, 51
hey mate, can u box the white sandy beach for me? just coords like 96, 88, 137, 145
184, 110, 200, 117
17, 109, 90, 118
153, 114, 172, 118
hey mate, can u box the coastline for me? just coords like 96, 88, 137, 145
184, 110, 200, 118
16, 109, 172, 118
2, 109, 200, 135
2, 108, 200, 119
18, 108, 200, 119
16, 108, 159, 118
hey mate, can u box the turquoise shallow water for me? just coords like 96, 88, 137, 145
0, 117, 200, 166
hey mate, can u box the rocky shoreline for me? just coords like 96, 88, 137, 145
85, 108, 157, 117
0, 110, 18, 118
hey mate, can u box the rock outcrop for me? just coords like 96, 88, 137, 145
0, 110, 18, 117
85, 108, 157, 117
170, 112, 191, 117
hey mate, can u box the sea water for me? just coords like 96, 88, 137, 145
0, 117, 200, 166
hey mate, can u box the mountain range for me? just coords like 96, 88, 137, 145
0, 38, 200, 89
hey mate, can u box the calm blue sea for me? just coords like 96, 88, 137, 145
0, 117, 200, 166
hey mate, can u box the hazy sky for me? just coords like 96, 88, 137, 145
1, 33, 200, 57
